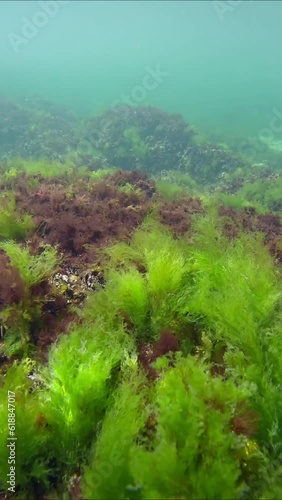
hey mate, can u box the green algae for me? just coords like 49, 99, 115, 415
0, 163, 282, 498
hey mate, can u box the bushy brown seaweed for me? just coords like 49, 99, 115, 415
218, 205, 282, 262
2, 166, 282, 365
231, 402, 259, 437
138, 329, 180, 379
0, 252, 26, 308
14, 171, 154, 269
158, 197, 204, 234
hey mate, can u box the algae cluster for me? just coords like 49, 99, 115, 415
1, 97, 282, 500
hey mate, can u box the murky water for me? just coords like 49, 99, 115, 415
1, 1, 282, 144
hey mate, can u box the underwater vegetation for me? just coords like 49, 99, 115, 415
82, 105, 195, 173
0, 94, 260, 184
82, 105, 244, 182
1, 200, 282, 499
1, 96, 282, 499
212, 163, 282, 213
2, 93, 282, 186
0, 95, 78, 163
0, 192, 34, 241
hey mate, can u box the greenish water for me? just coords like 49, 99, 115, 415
1, 0, 282, 143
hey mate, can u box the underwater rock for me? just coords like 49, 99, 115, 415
0, 95, 78, 162
180, 143, 241, 183
81, 105, 247, 182
0, 95, 249, 182
0, 95, 31, 157
82, 105, 195, 173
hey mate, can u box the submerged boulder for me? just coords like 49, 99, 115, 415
81, 105, 195, 173
81, 105, 243, 182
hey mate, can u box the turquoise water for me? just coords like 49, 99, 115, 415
1, 1, 282, 143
